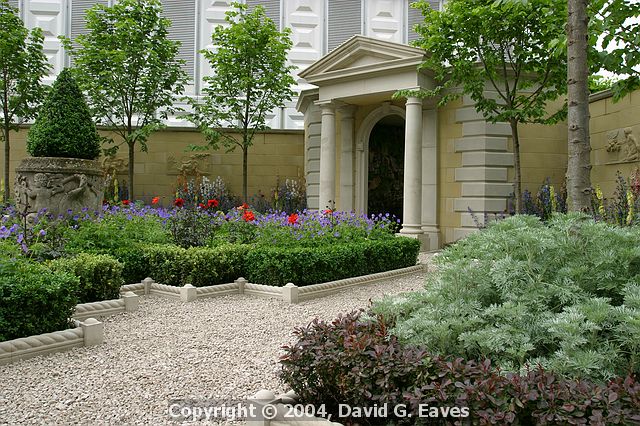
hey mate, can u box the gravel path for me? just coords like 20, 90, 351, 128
0, 258, 434, 426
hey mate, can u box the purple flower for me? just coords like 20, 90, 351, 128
38, 229, 46, 237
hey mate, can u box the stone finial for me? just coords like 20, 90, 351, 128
122, 291, 139, 312
142, 277, 154, 295
235, 277, 248, 294
180, 284, 197, 302
282, 283, 299, 304
81, 318, 104, 346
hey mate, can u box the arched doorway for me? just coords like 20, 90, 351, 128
367, 115, 405, 222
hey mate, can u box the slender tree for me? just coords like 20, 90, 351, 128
566, 0, 592, 212
62, 0, 188, 200
185, 2, 295, 202
565, 0, 639, 211
403, 0, 567, 213
0, 0, 49, 202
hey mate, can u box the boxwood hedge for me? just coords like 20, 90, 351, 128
0, 259, 79, 341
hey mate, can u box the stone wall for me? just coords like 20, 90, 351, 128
2, 127, 305, 205
590, 89, 640, 197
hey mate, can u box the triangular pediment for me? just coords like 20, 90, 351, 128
299, 36, 426, 85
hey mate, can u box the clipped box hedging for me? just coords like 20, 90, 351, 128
0, 259, 79, 342
49, 253, 124, 303
111, 243, 249, 286
245, 237, 420, 286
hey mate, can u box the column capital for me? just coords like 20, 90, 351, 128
314, 99, 336, 111
336, 102, 356, 118
405, 96, 424, 107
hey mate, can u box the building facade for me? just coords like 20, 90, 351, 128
7, 0, 441, 130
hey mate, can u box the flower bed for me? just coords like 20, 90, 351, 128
0, 202, 419, 341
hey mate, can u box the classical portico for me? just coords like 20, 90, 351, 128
297, 35, 439, 250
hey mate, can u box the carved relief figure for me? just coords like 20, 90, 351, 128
606, 130, 622, 153
167, 153, 210, 176
624, 128, 639, 161
605, 128, 639, 164
102, 156, 128, 177
60, 174, 100, 214
19, 173, 65, 220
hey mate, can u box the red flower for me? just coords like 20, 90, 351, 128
240, 202, 250, 210
242, 210, 255, 222
288, 213, 298, 225
174, 198, 185, 208
122, 199, 130, 206
198, 203, 206, 209
208, 199, 219, 208
151, 196, 160, 205
324, 209, 333, 215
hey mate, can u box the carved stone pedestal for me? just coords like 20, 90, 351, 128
15, 157, 105, 220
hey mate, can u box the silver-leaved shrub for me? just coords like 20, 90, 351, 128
374, 213, 640, 382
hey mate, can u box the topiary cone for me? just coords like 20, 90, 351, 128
26, 68, 100, 160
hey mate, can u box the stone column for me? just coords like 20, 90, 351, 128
317, 101, 336, 211
400, 97, 424, 235
338, 105, 356, 212
422, 106, 440, 249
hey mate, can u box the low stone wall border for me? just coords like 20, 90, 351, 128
0, 318, 104, 365
130, 264, 427, 305
73, 292, 139, 320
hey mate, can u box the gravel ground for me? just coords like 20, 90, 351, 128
0, 256, 435, 426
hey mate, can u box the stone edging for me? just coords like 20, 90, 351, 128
132, 264, 427, 304
0, 292, 141, 365
0, 318, 103, 365
73, 291, 139, 320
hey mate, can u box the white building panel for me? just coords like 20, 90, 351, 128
198, 0, 233, 93
365, 0, 404, 44
284, 102, 304, 130
283, 0, 324, 90
23, 0, 65, 84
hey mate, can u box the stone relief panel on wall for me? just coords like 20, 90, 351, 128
167, 153, 211, 176
101, 156, 128, 177
606, 127, 639, 164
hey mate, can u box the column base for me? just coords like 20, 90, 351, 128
421, 226, 440, 251
397, 230, 430, 252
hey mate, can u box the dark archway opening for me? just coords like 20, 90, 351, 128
367, 115, 405, 223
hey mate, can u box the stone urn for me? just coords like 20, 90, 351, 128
15, 157, 105, 220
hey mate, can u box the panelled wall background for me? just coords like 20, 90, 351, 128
8, 0, 441, 130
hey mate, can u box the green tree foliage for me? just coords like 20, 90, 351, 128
186, 2, 296, 202
26, 68, 100, 159
62, 0, 188, 200
0, 0, 49, 202
374, 214, 640, 382
588, 74, 618, 93
401, 0, 567, 213
591, 0, 640, 101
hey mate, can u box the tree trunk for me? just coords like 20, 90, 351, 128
128, 142, 135, 201
510, 119, 522, 214
567, 0, 592, 211
242, 145, 248, 203
2, 123, 9, 204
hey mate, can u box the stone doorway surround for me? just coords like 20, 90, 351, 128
296, 35, 438, 250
